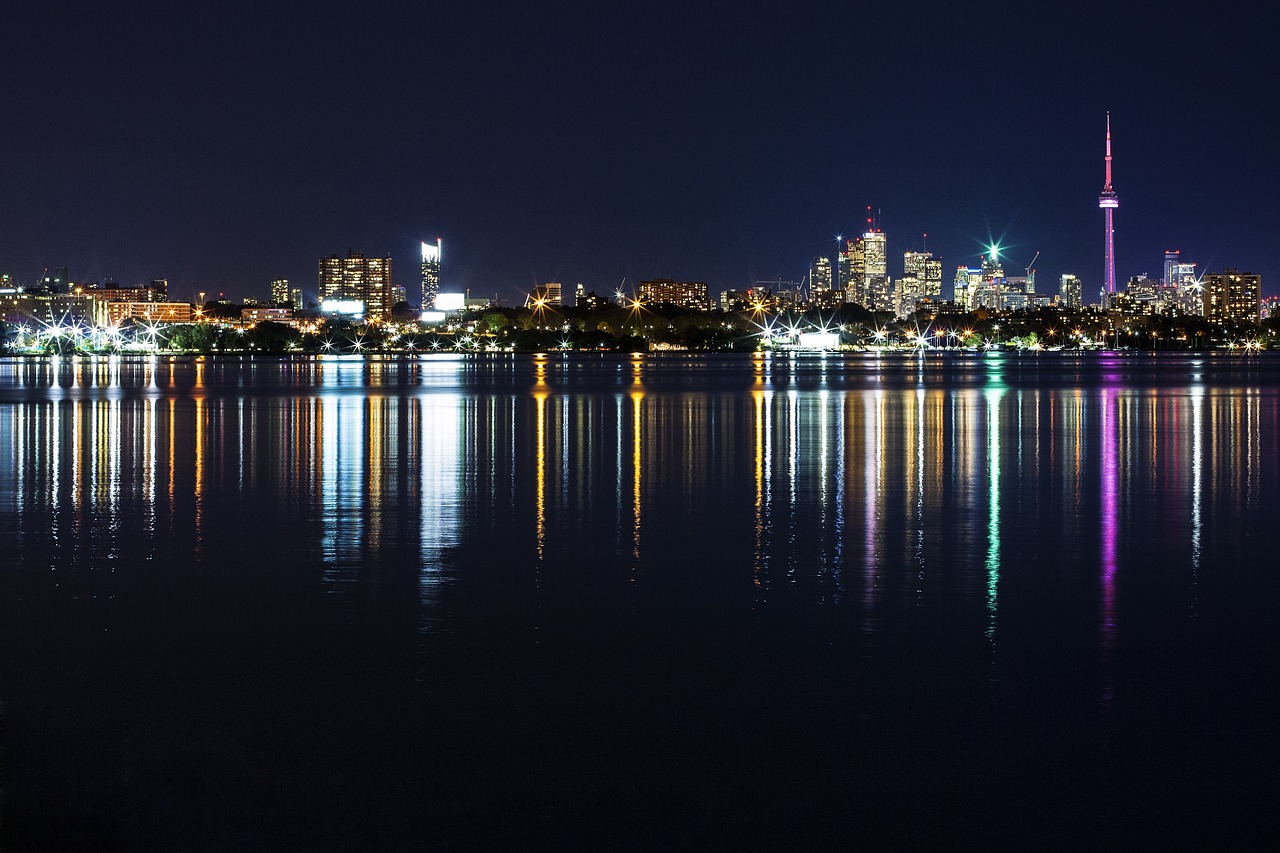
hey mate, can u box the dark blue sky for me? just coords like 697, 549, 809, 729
3, 2, 1275, 304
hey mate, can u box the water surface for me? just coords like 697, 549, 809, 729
2, 353, 1277, 848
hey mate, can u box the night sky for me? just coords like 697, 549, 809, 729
3, 2, 1275, 305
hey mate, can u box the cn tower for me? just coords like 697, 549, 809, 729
1098, 113, 1119, 296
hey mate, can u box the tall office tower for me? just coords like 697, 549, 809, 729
149, 279, 169, 298
923, 256, 943, 299
863, 230, 887, 306
1203, 268, 1261, 323
1059, 274, 1083, 309
290, 287, 303, 311
841, 237, 866, 304
904, 252, 943, 299
271, 278, 290, 306
1099, 114, 1119, 298
575, 283, 587, 306
318, 251, 394, 320
840, 230, 886, 307
420, 238, 442, 309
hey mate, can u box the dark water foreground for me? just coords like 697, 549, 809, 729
1, 352, 1277, 849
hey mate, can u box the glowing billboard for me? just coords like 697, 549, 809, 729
435, 292, 465, 311
321, 299, 364, 315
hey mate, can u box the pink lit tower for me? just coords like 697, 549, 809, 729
1098, 113, 1119, 298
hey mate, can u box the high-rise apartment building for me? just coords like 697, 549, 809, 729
319, 251, 393, 320
1162, 252, 1200, 315
1203, 268, 1260, 323
809, 256, 832, 293
637, 279, 711, 311
271, 278, 290, 306
1059, 274, 1083, 309
420, 239, 442, 309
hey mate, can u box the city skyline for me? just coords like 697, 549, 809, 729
2, 3, 1275, 303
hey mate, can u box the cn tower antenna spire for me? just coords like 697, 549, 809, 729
1105, 112, 1113, 188
1098, 112, 1119, 296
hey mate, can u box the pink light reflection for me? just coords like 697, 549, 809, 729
1100, 388, 1118, 705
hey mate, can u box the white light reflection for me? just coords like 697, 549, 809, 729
985, 387, 1004, 640
1190, 385, 1203, 616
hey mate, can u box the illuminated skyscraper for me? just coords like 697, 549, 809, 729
1098, 114, 1119, 298
864, 230, 887, 309
271, 278, 290, 306
840, 229, 886, 308
319, 251, 393, 320
420, 238, 442, 309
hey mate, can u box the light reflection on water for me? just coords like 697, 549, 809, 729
2, 353, 1278, 645
3, 353, 1280, 846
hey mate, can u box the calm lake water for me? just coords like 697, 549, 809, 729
2, 352, 1277, 849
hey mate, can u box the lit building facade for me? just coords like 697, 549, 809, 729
638, 279, 712, 311
953, 266, 980, 308
1203, 268, 1260, 323
899, 251, 942, 315
420, 239, 442, 310
271, 278, 290, 306
1059, 274, 1083, 309
809, 256, 834, 307
529, 282, 563, 307
841, 237, 866, 304
94, 301, 194, 328
319, 251, 393, 321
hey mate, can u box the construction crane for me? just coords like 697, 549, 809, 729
1025, 251, 1040, 291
